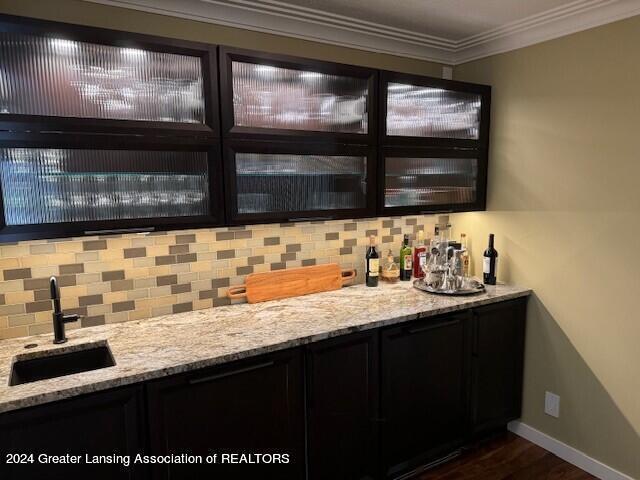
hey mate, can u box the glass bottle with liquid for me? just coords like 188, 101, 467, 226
381, 249, 400, 283
400, 234, 412, 281
483, 234, 498, 285
413, 230, 427, 278
460, 233, 470, 278
365, 235, 379, 287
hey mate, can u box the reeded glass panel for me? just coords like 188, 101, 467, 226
385, 157, 477, 207
0, 149, 210, 225
386, 83, 481, 139
232, 61, 368, 133
235, 153, 367, 214
0, 32, 205, 123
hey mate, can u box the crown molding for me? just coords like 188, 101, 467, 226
81, 0, 456, 64
453, 0, 640, 63
82, 0, 640, 65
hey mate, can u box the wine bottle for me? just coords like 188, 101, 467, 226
365, 235, 379, 287
400, 234, 412, 281
483, 234, 498, 285
413, 230, 427, 279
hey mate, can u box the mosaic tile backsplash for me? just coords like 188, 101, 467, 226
0, 215, 437, 340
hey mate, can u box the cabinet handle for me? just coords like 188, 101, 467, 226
288, 216, 333, 222
84, 227, 155, 235
306, 354, 315, 409
420, 209, 453, 215
406, 317, 460, 334
188, 361, 275, 385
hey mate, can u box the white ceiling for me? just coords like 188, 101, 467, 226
86, 0, 640, 64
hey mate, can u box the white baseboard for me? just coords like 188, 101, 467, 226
508, 421, 635, 480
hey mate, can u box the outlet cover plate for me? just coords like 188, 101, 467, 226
545, 391, 560, 418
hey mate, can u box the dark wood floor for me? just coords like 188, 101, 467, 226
415, 432, 596, 479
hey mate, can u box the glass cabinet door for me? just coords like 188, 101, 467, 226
0, 25, 217, 138
0, 146, 222, 239
220, 48, 376, 142
0, 32, 205, 123
226, 142, 375, 222
382, 148, 485, 214
382, 72, 490, 147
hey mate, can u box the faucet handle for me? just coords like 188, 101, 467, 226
62, 314, 80, 324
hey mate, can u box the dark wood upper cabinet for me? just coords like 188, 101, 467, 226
0, 14, 494, 240
0, 14, 224, 242
146, 348, 305, 480
0, 140, 225, 242
471, 297, 527, 434
306, 330, 379, 480
224, 139, 377, 224
379, 70, 491, 149
219, 47, 378, 144
0, 14, 219, 142
378, 71, 490, 216
381, 311, 471, 479
0, 386, 146, 480
379, 145, 487, 216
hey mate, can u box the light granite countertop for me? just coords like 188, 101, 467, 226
0, 281, 530, 414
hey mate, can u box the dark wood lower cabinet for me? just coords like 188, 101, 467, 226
471, 298, 527, 434
381, 311, 471, 479
0, 385, 146, 480
306, 330, 379, 480
145, 348, 305, 480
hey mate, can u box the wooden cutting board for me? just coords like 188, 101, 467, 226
226, 263, 356, 304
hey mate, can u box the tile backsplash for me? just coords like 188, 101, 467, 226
0, 215, 436, 340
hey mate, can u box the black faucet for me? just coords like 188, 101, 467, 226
50, 276, 80, 344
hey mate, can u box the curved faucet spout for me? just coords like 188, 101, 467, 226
50, 276, 80, 344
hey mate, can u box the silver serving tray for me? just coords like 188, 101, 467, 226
413, 279, 486, 296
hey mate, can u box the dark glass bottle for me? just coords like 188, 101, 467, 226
399, 234, 412, 281
365, 235, 379, 287
483, 234, 498, 285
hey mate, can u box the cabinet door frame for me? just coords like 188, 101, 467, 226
378, 145, 487, 216
380, 311, 472, 478
219, 46, 378, 144
379, 70, 491, 149
305, 330, 380, 480
470, 298, 527, 434
145, 348, 306, 480
0, 385, 146, 480
223, 139, 377, 225
0, 138, 225, 242
0, 14, 219, 141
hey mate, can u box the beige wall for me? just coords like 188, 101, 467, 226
0, 0, 444, 76
453, 16, 640, 478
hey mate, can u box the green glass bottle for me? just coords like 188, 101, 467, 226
399, 234, 412, 281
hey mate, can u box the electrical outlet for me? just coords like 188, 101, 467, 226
544, 391, 560, 418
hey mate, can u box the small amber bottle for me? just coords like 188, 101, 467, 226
381, 249, 400, 283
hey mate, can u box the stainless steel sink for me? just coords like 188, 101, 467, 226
9, 342, 116, 386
